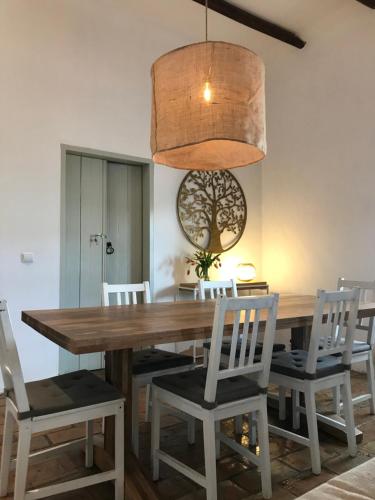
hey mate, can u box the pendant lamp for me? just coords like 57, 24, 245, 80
150, 1, 266, 170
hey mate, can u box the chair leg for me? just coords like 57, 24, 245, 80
13, 422, 32, 500
292, 390, 300, 430
151, 389, 161, 481
304, 385, 321, 475
279, 386, 286, 421
249, 413, 257, 446
187, 416, 196, 445
145, 384, 152, 422
235, 415, 243, 434
132, 380, 140, 457
333, 385, 341, 415
0, 407, 15, 496
203, 347, 209, 367
366, 352, 375, 415
85, 420, 94, 468
257, 396, 272, 499
114, 404, 125, 500
341, 372, 357, 457
203, 414, 217, 500
215, 420, 220, 459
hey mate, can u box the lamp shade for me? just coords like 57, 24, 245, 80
151, 41, 266, 170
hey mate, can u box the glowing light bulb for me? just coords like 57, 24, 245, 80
203, 81, 212, 103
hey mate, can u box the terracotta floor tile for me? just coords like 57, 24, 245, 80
283, 470, 336, 497
278, 445, 338, 472
323, 449, 373, 474
156, 475, 199, 498
243, 484, 297, 500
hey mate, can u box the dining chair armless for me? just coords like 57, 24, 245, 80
102, 282, 195, 458
269, 289, 359, 475
200, 279, 284, 440
333, 278, 375, 415
151, 293, 279, 499
0, 300, 125, 500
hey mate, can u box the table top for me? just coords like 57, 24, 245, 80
22, 294, 375, 355
179, 281, 269, 290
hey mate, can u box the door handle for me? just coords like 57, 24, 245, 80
106, 241, 115, 255
90, 233, 107, 244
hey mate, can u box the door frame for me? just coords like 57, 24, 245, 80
59, 144, 154, 372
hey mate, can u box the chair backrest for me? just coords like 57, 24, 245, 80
306, 289, 360, 375
102, 281, 151, 306
204, 294, 279, 405
337, 277, 375, 345
0, 300, 30, 414
198, 279, 238, 300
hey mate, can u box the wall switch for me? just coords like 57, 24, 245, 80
21, 253, 34, 263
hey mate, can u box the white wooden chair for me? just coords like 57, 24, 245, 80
102, 282, 195, 457
200, 279, 285, 439
0, 300, 125, 500
333, 278, 375, 415
269, 289, 359, 475
151, 293, 279, 500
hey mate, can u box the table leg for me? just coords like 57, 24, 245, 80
291, 325, 311, 350
104, 349, 160, 499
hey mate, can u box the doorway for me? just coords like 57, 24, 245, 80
59, 147, 153, 373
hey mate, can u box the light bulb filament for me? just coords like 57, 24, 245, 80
203, 81, 212, 103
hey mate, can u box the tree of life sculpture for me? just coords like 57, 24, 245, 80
177, 170, 247, 253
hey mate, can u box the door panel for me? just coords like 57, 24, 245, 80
106, 162, 143, 293
59, 154, 82, 373
61, 154, 81, 308
60, 154, 145, 373
78, 156, 105, 370
80, 157, 105, 307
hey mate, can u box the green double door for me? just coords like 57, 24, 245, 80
60, 153, 143, 373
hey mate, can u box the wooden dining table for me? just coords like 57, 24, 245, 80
22, 294, 375, 499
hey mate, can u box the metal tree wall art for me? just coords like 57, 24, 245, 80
177, 170, 247, 253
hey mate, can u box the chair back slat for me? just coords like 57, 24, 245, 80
306, 289, 360, 375
102, 281, 151, 306
228, 311, 241, 369
238, 309, 250, 367
204, 294, 279, 405
198, 279, 238, 300
337, 278, 375, 345
247, 308, 261, 366
0, 300, 30, 415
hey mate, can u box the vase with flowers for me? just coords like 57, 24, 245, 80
185, 250, 221, 281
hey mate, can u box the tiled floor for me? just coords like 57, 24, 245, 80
1, 372, 374, 499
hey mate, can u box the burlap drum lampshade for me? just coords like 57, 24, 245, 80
151, 41, 266, 170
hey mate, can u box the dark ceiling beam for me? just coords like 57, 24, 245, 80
192, 0, 306, 49
356, 0, 375, 8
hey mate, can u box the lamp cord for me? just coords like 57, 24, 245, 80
205, 0, 208, 42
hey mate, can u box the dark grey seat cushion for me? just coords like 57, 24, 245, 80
270, 350, 349, 380
319, 340, 371, 356
132, 348, 194, 375
203, 341, 285, 357
153, 367, 264, 409
352, 341, 371, 354
9, 370, 123, 420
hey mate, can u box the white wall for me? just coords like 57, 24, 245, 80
262, 1, 375, 294
0, 0, 278, 385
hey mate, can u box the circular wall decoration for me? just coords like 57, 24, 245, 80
177, 170, 247, 253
